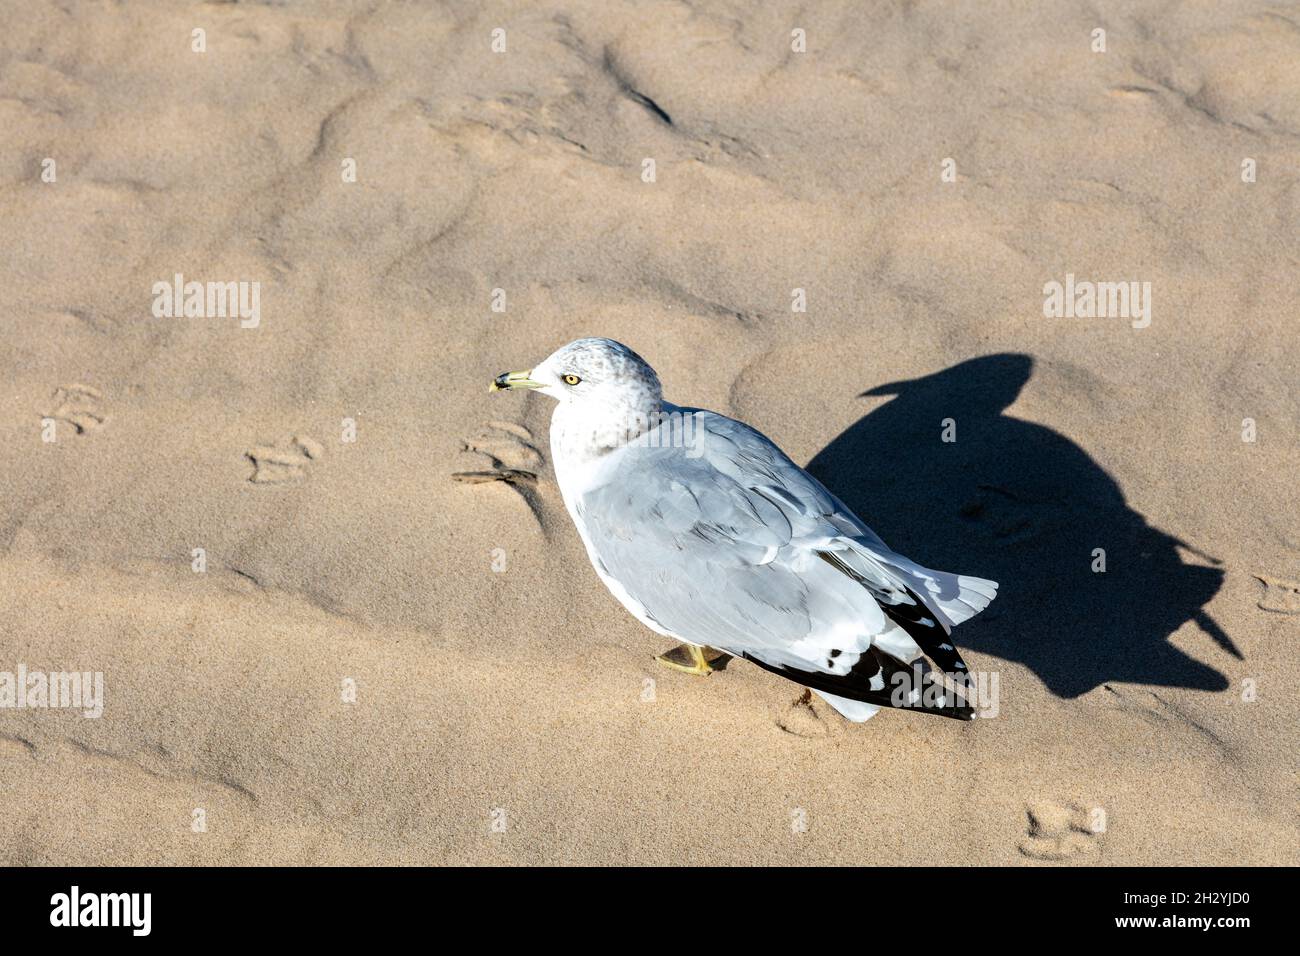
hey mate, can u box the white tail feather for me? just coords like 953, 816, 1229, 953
844, 540, 1000, 630
941, 574, 999, 625
812, 689, 881, 722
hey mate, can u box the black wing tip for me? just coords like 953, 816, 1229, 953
743, 649, 979, 722
816, 551, 972, 676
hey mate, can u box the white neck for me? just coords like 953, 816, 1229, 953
549, 396, 666, 501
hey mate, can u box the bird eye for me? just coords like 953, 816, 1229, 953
562, 374, 581, 386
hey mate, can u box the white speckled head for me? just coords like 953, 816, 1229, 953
539, 338, 661, 410
492, 338, 665, 461
496, 338, 662, 412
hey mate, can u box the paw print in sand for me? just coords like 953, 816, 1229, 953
245, 435, 323, 484
452, 421, 541, 486
45, 384, 107, 435
1018, 801, 1106, 861
1253, 574, 1300, 615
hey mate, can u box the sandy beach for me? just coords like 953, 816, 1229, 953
1, 0, 1297, 865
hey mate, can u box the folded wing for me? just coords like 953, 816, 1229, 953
573, 406, 997, 719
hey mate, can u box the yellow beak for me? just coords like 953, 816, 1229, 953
490, 369, 545, 392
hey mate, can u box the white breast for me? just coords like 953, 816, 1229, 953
548, 404, 682, 641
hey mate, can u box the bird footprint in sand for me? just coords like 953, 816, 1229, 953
245, 435, 323, 484
1018, 801, 1105, 861
776, 688, 831, 738
1253, 574, 1300, 615
452, 421, 541, 485
45, 384, 107, 434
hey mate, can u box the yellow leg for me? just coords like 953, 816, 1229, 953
655, 643, 717, 676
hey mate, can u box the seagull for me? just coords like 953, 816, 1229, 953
491, 338, 998, 721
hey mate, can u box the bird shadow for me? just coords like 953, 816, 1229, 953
805, 353, 1237, 699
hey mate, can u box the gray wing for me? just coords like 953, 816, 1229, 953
575, 408, 937, 672
676, 408, 996, 668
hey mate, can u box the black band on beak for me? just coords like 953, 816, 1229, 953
489, 370, 543, 392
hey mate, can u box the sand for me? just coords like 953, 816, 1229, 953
1, 0, 1297, 865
